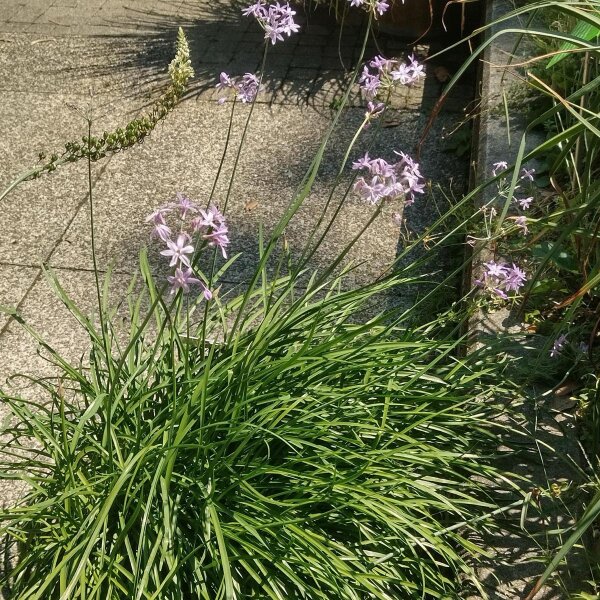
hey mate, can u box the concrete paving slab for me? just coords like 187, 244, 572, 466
0, 162, 98, 267
0, 33, 171, 100
0, 267, 135, 396
0, 265, 40, 333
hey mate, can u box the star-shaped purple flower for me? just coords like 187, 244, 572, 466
160, 233, 195, 268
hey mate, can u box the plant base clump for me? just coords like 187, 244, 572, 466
0, 267, 510, 600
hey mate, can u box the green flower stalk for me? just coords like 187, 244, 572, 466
0, 27, 194, 203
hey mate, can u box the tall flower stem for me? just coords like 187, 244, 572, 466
222, 43, 270, 215
86, 116, 115, 461
196, 43, 270, 351
208, 98, 237, 206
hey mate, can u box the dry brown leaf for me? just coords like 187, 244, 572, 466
244, 199, 259, 212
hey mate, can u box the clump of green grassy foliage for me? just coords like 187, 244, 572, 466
0, 260, 516, 599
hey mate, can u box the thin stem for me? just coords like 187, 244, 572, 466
222, 43, 270, 215
198, 43, 270, 348
208, 98, 237, 205
87, 116, 114, 460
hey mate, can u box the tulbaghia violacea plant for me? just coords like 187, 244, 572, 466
359, 53, 425, 100
216, 72, 261, 104
147, 193, 230, 298
242, 0, 300, 44
352, 150, 425, 207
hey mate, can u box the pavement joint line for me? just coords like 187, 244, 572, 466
0, 261, 311, 294
0, 154, 115, 340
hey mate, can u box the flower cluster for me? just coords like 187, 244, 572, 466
147, 193, 231, 297
476, 260, 527, 299
359, 54, 424, 100
216, 72, 260, 104
550, 334, 568, 358
352, 151, 424, 206
348, 0, 390, 17
242, 1, 300, 44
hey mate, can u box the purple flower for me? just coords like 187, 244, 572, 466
264, 23, 285, 44
550, 334, 568, 358
352, 152, 372, 170
478, 260, 526, 298
192, 205, 226, 231
152, 222, 172, 242
375, 0, 389, 14
216, 72, 235, 91
484, 260, 508, 279
514, 215, 528, 235
237, 73, 260, 103
517, 196, 533, 210
160, 233, 195, 268
369, 55, 394, 70
353, 177, 388, 204
174, 192, 198, 219
167, 267, 213, 299
504, 263, 527, 292
349, 0, 365, 5
369, 157, 395, 178
520, 167, 536, 182
146, 207, 173, 241
391, 55, 424, 86
394, 151, 422, 177
359, 66, 381, 98
390, 63, 413, 85
242, 0, 268, 18
492, 161, 508, 176
204, 224, 230, 258
146, 207, 170, 224
361, 54, 424, 102
352, 150, 424, 206
216, 72, 260, 104
167, 267, 200, 293
366, 101, 385, 119
244, 1, 300, 44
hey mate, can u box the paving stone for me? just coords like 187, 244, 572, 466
0, 265, 40, 333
